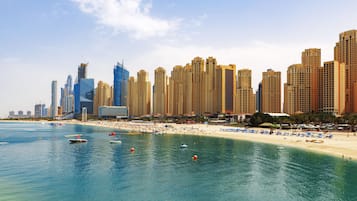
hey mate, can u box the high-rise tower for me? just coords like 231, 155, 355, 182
262, 69, 281, 113
78, 63, 88, 80
334, 30, 357, 112
216, 64, 236, 113
153, 67, 167, 115
191, 57, 204, 115
235, 69, 255, 114
51, 80, 58, 118
113, 62, 129, 106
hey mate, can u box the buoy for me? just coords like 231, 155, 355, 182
130, 147, 135, 152
192, 154, 198, 160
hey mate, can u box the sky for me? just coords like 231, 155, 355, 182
1, 0, 357, 118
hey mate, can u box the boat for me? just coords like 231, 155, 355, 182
64, 134, 83, 138
108, 132, 116, 136
109, 140, 122, 144
180, 144, 188, 148
68, 138, 88, 143
0, 142, 9, 145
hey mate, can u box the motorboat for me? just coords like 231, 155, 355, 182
68, 138, 88, 143
109, 140, 122, 144
64, 134, 83, 138
180, 144, 188, 148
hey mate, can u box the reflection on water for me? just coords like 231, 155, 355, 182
0, 122, 356, 201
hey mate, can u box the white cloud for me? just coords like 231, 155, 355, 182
73, 0, 180, 39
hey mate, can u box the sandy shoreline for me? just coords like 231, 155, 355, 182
2, 119, 357, 161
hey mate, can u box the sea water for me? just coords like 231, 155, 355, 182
0, 122, 356, 201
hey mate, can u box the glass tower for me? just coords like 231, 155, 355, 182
113, 62, 129, 106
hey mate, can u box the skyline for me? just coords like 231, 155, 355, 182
2, 1, 357, 117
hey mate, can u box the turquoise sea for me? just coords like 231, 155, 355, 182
0, 122, 356, 201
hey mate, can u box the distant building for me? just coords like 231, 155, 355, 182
216, 64, 236, 114
94, 81, 112, 115
51, 80, 58, 118
153, 67, 167, 115
34, 104, 46, 118
334, 30, 357, 113
128, 70, 151, 117
262, 69, 281, 113
113, 62, 129, 106
321, 61, 345, 114
79, 78, 94, 114
98, 106, 128, 119
235, 68, 255, 114
78, 63, 88, 80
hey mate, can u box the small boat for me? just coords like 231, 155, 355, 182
180, 144, 188, 148
109, 140, 122, 144
69, 138, 88, 143
0, 142, 9, 145
109, 132, 116, 136
64, 134, 83, 138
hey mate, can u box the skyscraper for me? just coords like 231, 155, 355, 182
113, 62, 129, 106
79, 78, 95, 114
302, 48, 321, 113
322, 61, 345, 114
169, 65, 185, 115
334, 30, 357, 112
78, 63, 88, 80
153, 67, 167, 115
203, 57, 217, 114
94, 81, 112, 115
216, 64, 236, 113
51, 80, 57, 118
183, 64, 193, 115
262, 69, 281, 113
128, 70, 151, 117
235, 69, 255, 114
191, 57, 204, 115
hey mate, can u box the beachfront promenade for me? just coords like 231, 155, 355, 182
69, 120, 357, 161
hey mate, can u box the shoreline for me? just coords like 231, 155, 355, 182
2, 119, 357, 161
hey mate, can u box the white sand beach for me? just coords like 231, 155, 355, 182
66, 120, 357, 161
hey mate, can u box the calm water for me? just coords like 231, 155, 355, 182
0, 122, 356, 201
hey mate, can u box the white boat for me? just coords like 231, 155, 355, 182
109, 140, 122, 144
180, 144, 188, 148
68, 138, 88, 143
64, 134, 83, 138
0, 142, 9, 145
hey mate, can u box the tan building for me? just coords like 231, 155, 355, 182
168, 65, 186, 115
262, 69, 281, 113
203, 57, 217, 114
93, 81, 112, 115
334, 30, 357, 112
128, 77, 138, 116
322, 61, 345, 114
128, 70, 151, 117
216, 64, 236, 113
153, 67, 167, 116
183, 64, 193, 115
191, 57, 205, 115
283, 64, 304, 114
302, 48, 321, 113
235, 68, 255, 114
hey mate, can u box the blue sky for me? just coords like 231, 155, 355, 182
1, 0, 357, 117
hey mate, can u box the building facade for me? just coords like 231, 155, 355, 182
153, 67, 167, 115
334, 30, 357, 113
113, 62, 129, 106
94, 81, 112, 115
51, 80, 57, 118
262, 69, 281, 113
235, 68, 255, 114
